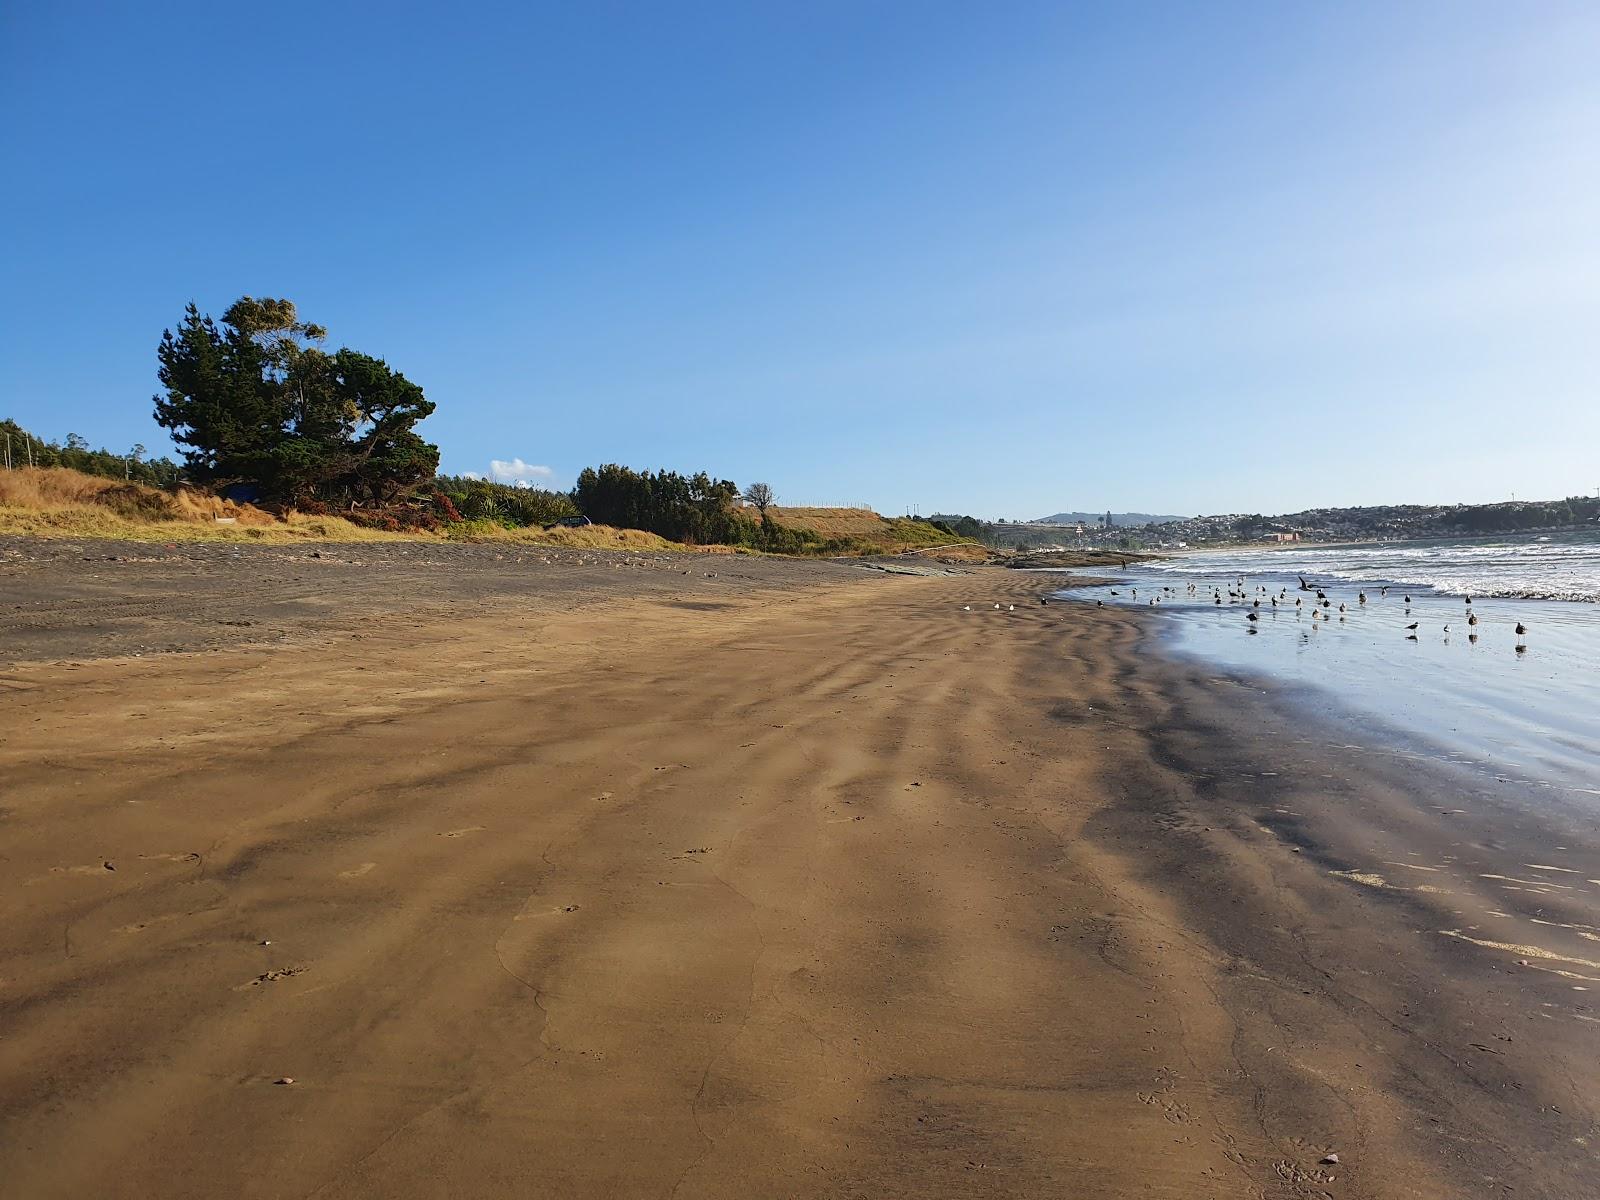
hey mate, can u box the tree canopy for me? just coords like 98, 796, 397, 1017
152, 297, 439, 505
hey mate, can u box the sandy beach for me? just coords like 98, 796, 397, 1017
2, 544, 1595, 1198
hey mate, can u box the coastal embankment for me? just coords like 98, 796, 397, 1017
1, 547, 1593, 1198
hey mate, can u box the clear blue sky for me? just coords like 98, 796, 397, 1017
4, 2, 1598, 519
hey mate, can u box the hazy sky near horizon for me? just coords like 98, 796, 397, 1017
4, 2, 1599, 519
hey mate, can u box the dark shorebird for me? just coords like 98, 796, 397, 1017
1443, 624, 1451, 633
1404, 595, 1412, 603
1516, 623, 1527, 636
1406, 622, 1419, 631
1467, 612, 1478, 627
1246, 611, 1259, 622
1358, 592, 1367, 605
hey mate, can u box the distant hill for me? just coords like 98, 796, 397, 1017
1032, 511, 1189, 527
766, 506, 961, 552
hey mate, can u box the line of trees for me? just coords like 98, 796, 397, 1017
574, 465, 827, 551
433, 474, 579, 527
0, 418, 183, 487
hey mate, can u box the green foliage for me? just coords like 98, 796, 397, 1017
1, 418, 184, 486
575, 464, 752, 545
1447, 498, 1598, 533
152, 297, 439, 505
434, 474, 579, 527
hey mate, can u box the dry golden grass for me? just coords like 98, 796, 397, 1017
0, 467, 412, 544
766, 506, 961, 552
765, 506, 887, 538
442, 519, 685, 551
0, 466, 723, 551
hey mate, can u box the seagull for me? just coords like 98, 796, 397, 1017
994, 603, 1001, 609
1443, 624, 1451, 633
1008, 604, 1015, 611
1358, 592, 1367, 605
963, 605, 971, 611
1404, 595, 1411, 604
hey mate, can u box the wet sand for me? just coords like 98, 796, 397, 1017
2, 550, 1596, 1197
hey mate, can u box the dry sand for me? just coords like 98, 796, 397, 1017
1, 551, 1594, 1198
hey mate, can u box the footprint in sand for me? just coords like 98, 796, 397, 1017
440, 826, 486, 838
338, 862, 377, 878
35, 863, 118, 882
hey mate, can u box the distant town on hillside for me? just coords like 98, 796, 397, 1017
935, 495, 1600, 551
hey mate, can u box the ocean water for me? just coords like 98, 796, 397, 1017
1149, 529, 1600, 602
1046, 531, 1600, 802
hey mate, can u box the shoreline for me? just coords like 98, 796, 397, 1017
1, 552, 1593, 1197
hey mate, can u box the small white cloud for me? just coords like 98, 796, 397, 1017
461, 471, 485, 480
490, 458, 556, 487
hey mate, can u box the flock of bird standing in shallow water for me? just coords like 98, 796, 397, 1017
1096, 575, 1530, 652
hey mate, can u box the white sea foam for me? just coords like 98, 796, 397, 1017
1143, 531, 1600, 603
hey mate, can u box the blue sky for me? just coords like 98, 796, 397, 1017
4, 2, 1598, 519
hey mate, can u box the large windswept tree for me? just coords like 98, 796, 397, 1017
153, 297, 439, 505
